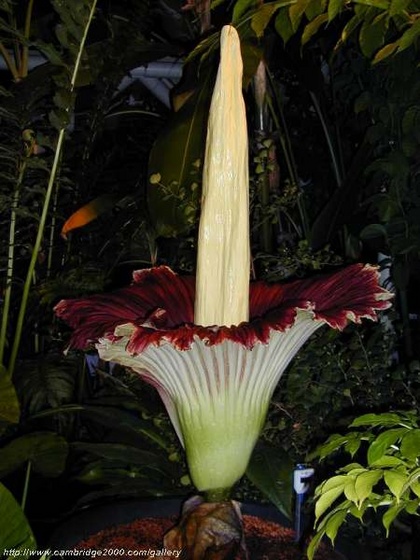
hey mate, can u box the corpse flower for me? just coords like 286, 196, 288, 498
56, 263, 392, 496
55, 25, 392, 559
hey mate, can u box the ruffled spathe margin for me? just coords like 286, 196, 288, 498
55, 263, 393, 352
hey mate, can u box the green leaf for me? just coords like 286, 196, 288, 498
232, 0, 258, 22
274, 7, 294, 42
359, 11, 387, 57
314, 476, 347, 519
360, 223, 387, 241
397, 16, 420, 52
373, 40, 399, 63
0, 432, 68, 478
353, 0, 389, 8
0, 367, 20, 432
370, 455, 406, 468
344, 433, 363, 457
289, 0, 311, 32
246, 442, 293, 519
324, 508, 348, 543
147, 67, 215, 237
403, 467, 420, 491
72, 442, 174, 475
308, 433, 351, 460
367, 428, 408, 464
307, 530, 324, 560
251, 3, 288, 38
328, 0, 345, 20
382, 501, 405, 536
354, 470, 383, 506
389, 0, 411, 16
341, 13, 363, 41
0, 482, 36, 557
305, 0, 327, 20
384, 470, 408, 500
400, 429, 420, 462
344, 476, 358, 503
351, 412, 408, 428
302, 13, 329, 44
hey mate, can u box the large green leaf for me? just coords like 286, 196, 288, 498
13, 355, 78, 417
0, 482, 36, 557
0, 432, 68, 478
0, 366, 20, 432
147, 70, 214, 237
246, 442, 293, 519
72, 442, 174, 475
310, 140, 373, 249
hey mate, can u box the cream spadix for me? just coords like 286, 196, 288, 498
194, 25, 250, 327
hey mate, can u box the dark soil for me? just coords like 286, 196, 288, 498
75, 514, 345, 560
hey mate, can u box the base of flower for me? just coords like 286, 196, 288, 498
164, 495, 248, 559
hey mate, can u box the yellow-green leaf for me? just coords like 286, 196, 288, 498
325, 509, 348, 543
384, 470, 407, 500
315, 476, 347, 519
328, 0, 345, 21
400, 429, 420, 462
382, 502, 405, 536
367, 428, 408, 465
354, 470, 383, 506
0, 482, 36, 557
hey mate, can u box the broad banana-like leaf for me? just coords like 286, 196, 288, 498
147, 68, 215, 237
310, 140, 373, 250
246, 441, 293, 519
0, 432, 68, 478
0, 482, 36, 557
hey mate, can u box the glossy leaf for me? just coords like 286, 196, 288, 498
0, 482, 36, 557
315, 476, 347, 518
324, 508, 348, 543
373, 40, 399, 63
384, 470, 407, 500
354, 470, 383, 506
400, 429, 420, 462
397, 15, 420, 52
246, 442, 293, 519
367, 428, 408, 464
